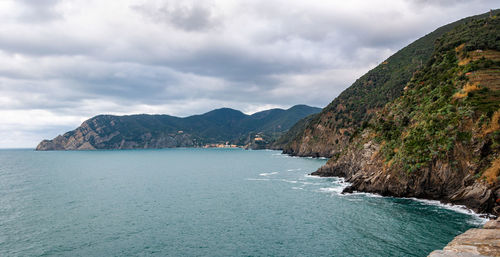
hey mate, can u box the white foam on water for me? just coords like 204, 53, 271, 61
291, 187, 304, 190
339, 191, 488, 224
318, 187, 345, 194
286, 168, 302, 172
259, 172, 278, 176
282, 179, 298, 184
304, 174, 322, 179
346, 191, 383, 198
245, 178, 271, 181
296, 171, 488, 225
407, 197, 489, 225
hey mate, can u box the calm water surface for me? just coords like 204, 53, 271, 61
0, 148, 483, 256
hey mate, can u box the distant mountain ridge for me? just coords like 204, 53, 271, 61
36, 105, 321, 150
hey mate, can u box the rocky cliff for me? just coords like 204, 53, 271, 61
312, 14, 500, 215
277, 10, 499, 158
36, 105, 320, 150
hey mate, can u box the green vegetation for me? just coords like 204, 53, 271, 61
272, 113, 319, 147
276, 10, 499, 153
317, 11, 498, 128
372, 16, 500, 173
53, 105, 321, 149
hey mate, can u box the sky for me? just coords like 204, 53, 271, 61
0, 0, 498, 148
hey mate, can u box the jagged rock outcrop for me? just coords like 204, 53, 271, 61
312, 132, 497, 214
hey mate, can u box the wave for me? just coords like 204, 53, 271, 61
318, 187, 345, 194
310, 175, 487, 223
407, 197, 488, 225
259, 172, 278, 176
348, 191, 383, 198
304, 174, 322, 179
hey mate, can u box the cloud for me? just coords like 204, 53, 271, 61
0, 0, 498, 147
16, 0, 63, 22
133, 1, 221, 31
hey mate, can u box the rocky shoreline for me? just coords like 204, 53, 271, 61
308, 167, 500, 256
428, 218, 500, 256
309, 132, 499, 216
308, 164, 499, 256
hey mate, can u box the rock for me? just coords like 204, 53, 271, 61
484, 219, 500, 229
341, 186, 354, 194
443, 229, 500, 255
428, 250, 487, 257
428, 218, 500, 257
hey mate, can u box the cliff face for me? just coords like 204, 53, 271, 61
278, 10, 498, 158
36, 105, 321, 150
312, 15, 500, 214
313, 131, 496, 214
36, 118, 195, 150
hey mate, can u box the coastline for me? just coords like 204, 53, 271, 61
308, 172, 490, 223
307, 170, 499, 256
428, 218, 500, 256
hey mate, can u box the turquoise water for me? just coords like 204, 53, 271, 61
0, 148, 482, 256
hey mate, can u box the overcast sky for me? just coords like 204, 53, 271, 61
0, 0, 498, 148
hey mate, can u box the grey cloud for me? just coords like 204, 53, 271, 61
17, 0, 63, 23
409, 0, 469, 7
1, 0, 499, 148
133, 1, 220, 31
163, 47, 313, 83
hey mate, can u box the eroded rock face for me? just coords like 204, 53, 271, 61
281, 123, 349, 158
311, 131, 498, 214
428, 218, 500, 257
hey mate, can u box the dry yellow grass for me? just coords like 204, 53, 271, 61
455, 44, 470, 65
382, 159, 394, 173
458, 58, 471, 66
482, 157, 500, 184
463, 82, 481, 93
483, 110, 500, 136
453, 92, 468, 99
455, 43, 466, 53
453, 82, 481, 99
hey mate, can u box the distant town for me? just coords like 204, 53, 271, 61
202, 135, 266, 149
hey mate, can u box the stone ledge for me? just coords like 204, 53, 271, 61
429, 218, 500, 257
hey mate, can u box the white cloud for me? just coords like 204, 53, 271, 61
0, 0, 498, 147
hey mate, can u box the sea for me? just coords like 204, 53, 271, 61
0, 148, 485, 256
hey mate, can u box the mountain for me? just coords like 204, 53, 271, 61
36, 105, 321, 150
275, 10, 499, 158
310, 12, 500, 214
